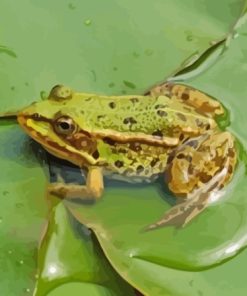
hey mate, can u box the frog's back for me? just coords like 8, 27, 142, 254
68, 93, 216, 136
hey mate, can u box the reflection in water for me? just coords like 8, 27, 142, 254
48, 264, 58, 275
225, 243, 240, 255
43, 263, 64, 279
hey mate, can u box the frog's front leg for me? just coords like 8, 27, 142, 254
148, 82, 224, 118
146, 131, 237, 230
48, 166, 104, 200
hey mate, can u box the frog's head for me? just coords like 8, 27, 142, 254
17, 85, 99, 166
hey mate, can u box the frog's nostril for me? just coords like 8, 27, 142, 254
31, 113, 42, 119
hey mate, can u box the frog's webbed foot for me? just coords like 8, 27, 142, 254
148, 82, 225, 118
146, 131, 237, 231
146, 195, 207, 230
48, 166, 104, 200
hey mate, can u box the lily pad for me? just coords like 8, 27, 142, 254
34, 199, 136, 296
0, 123, 48, 296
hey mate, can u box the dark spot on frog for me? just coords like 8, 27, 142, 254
157, 110, 168, 117
179, 134, 185, 141
109, 102, 116, 108
188, 164, 194, 174
97, 115, 106, 120
219, 183, 224, 189
92, 150, 100, 159
184, 106, 192, 112
115, 160, 124, 168
177, 154, 192, 162
205, 124, 210, 130
129, 142, 142, 152
117, 148, 128, 154
123, 117, 137, 124
150, 158, 159, 167
152, 130, 163, 137
181, 92, 189, 100
187, 139, 198, 148
228, 148, 235, 158
154, 104, 167, 109
176, 153, 186, 159
228, 165, 233, 174
103, 137, 116, 145
176, 112, 187, 121
199, 172, 212, 183
214, 156, 224, 168
136, 165, 144, 173
85, 97, 92, 101
80, 110, 84, 114
130, 97, 139, 104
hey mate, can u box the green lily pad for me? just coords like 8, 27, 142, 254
34, 199, 136, 296
0, 123, 48, 296
47, 283, 125, 296
0, 0, 244, 113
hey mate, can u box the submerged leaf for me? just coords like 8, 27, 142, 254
34, 199, 136, 296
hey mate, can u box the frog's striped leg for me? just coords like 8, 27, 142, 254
148, 82, 224, 118
48, 166, 104, 200
146, 131, 237, 230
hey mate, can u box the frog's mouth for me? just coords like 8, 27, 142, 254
17, 115, 97, 167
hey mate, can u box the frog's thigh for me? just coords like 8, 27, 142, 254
146, 131, 237, 230
149, 82, 224, 118
48, 166, 104, 200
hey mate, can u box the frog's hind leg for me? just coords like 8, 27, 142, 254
146, 131, 237, 230
148, 82, 224, 118
48, 166, 104, 200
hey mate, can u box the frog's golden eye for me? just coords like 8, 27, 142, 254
54, 117, 76, 135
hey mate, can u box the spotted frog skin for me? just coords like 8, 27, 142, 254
17, 83, 237, 230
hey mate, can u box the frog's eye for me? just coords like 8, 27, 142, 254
54, 117, 76, 135
49, 85, 73, 101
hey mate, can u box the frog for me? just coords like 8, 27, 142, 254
16, 82, 237, 230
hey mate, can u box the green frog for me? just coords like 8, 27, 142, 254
16, 83, 237, 230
